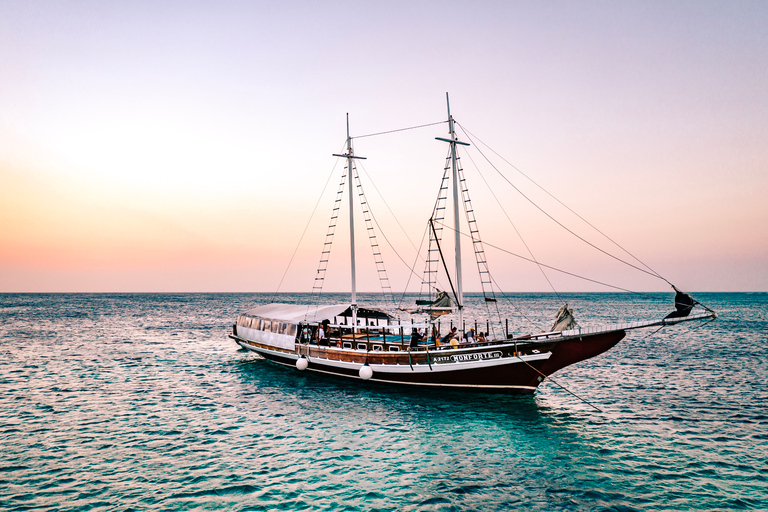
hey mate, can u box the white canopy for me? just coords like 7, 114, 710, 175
241, 303, 392, 324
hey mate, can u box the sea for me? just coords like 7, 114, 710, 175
1, 292, 766, 511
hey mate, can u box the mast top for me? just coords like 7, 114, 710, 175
333, 113, 367, 159
436, 93, 469, 146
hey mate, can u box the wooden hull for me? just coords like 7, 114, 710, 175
230, 329, 625, 394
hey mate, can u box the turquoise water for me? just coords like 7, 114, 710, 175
1, 293, 766, 511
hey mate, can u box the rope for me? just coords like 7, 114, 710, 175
351, 162, 395, 302
456, 122, 672, 285
516, 356, 603, 412
421, 153, 454, 301
458, 122, 669, 281
456, 122, 717, 314
398, 222, 433, 310
430, 219, 460, 306
354, 159, 438, 303
353, 120, 447, 139
357, 160, 421, 253
690, 317, 717, 330
436, 220, 659, 296
488, 276, 550, 332
460, 145, 563, 302
270, 143, 346, 301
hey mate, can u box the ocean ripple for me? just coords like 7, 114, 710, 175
0, 292, 766, 511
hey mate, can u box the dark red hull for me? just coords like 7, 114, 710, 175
231, 329, 625, 394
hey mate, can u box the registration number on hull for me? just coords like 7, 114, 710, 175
433, 351, 502, 364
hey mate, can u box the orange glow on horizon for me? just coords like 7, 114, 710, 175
1, 2, 766, 292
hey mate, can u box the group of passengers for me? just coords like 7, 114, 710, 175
301, 321, 332, 346
302, 320, 491, 350
409, 326, 490, 349
303, 320, 394, 346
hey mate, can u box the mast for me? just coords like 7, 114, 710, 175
436, 93, 470, 335
333, 114, 366, 330
347, 115, 357, 325
447, 95, 463, 334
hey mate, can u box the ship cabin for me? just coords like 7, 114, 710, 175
235, 303, 431, 353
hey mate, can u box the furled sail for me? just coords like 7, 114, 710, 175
415, 290, 454, 319
664, 288, 695, 319
552, 303, 578, 331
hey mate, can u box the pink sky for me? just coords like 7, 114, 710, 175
1, 1, 766, 292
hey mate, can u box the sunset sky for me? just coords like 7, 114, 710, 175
1, 1, 766, 293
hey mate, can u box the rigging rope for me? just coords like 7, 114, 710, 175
355, 159, 441, 302
487, 275, 550, 332
310, 157, 350, 300
429, 219, 459, 306
454, 153, 504, 336
275, 118, 713, 328
455, 121, 716, 315
459, 146, 564, 303
353, 120, 448, 139
271, 143, 346, 302
398, 221, 432, 310
515, 356, 603, 412
436, 220, 659, 296
351, 162, 395, 303
456, 122, 674, 287
421, 153, 453, 302
357, 160, 421, 254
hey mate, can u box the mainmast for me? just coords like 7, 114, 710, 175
333, 114, 366, 329
436, 93, 470, 335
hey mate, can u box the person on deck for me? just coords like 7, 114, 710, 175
430, 325, 439, 344
410, 328, 424, 348
440, 327, 457, 349
316, 323, 326, 345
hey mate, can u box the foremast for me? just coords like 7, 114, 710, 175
333, 114, 366, 330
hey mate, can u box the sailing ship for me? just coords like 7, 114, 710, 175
229, 95, 716, 394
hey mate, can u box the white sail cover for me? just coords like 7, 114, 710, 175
242, 303, 354, 323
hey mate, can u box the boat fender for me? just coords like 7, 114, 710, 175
359, 364, 373, 380
296, 356, 309, 371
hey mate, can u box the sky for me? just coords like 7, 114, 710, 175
1, 0, 766, 293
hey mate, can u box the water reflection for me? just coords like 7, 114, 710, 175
231, 354, 595, 447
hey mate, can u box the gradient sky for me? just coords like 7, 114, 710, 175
1, 0, 766, 293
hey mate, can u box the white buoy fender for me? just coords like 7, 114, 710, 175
296, 357, 308, 370
359, 364, 373, 380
